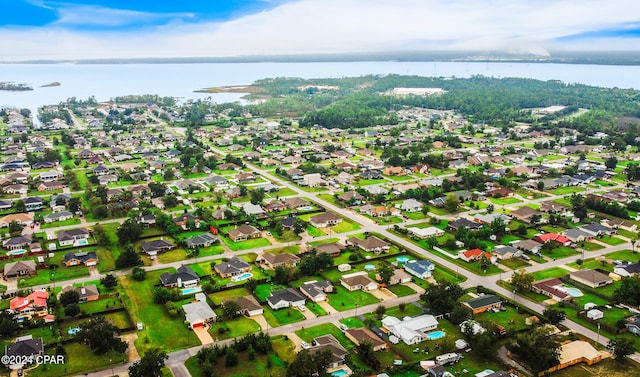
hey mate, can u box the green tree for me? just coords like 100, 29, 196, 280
607, 338, 635, 362
60, 290, 80, 306
605, 156, 618, 169
115, 244, 143, 269
356, 341, 382, 371
250, 188, 265, 205
116, 218, 144, 245
511, 269, 534, 293
507, 326, 560, 374
64, 303, 80, 317
132, 266, 146, 281
69, 197, 82, 213
375, 305, 386, 319
14, 200, 26, 213
225, 347, 239, 367
420, 282, 465, 314
77, 316, 128, 355
92, 223, 109, 246
377, 264, 394, 285
537, 181, 545, 191
8, 221, 24, 237
444, 194, 459, 213
222, 300, 241, 320
543, 308, 566, 325
286, 349, 332, 377
100, 273, 118, 289
129, 348, 168, 377
570, 194, 588, 221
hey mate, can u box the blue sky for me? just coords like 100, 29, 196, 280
1, 0, 640, 60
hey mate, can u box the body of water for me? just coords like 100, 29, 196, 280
1, 61, 639, 116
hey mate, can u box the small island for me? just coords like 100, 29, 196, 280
40, 81, 61, 87
0, 81, 33, 91
194, 85, 262, 94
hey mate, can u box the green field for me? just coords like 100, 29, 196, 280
327, 286, 379, 311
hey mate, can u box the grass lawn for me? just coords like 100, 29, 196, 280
405, 212, 428, 220
306, 225, 326, 237
221, 235, 271, 251
581, 242, 605, 251
605, 249, 639, 262
40, 218, 82, 229
387, 284, 416, 297
208, 287, 251, 305
209, 316, 261, 340
20, 264, 90, 288
550, 186, 586, 195
475, 304, 532, 332
255, 283, 287, 302
331, 218, 362, 233
532, 267, 569, 281
499, 258, 531, 270
262, 306, 305, 327
327, 286, 379, 311
29, 342, 127, 377
501, 234, 523, 244
599, 236, 628, 246
185, 343, 290, 377
317, 193, 342, 207
118, 272, 199, 354
306, 301, 328, 317
542, 246, 580, 260
488, 197, 521, 205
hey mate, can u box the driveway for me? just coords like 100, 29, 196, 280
251, 314, 269, 331
120, 333, 140, 362
317, 300, 336, 315
286, 332, 306, 352
369, 287, 397, 301
300, 306, 316, 320
403, 282, 425, 295
193, 326, 214, 345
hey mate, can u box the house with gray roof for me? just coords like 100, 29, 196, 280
214, 257, 251, 278
267, 288, 306, 310
159, 266, 200, 288
4, 260, 36, 279
184, 233, 218, 249
299, 280, 333, 302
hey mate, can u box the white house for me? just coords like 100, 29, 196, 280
267, 288, 306, 310
381, 314, 439, 345
182, 300, 217, 329
404, 260, 435, 279
399, 199, 423, 212
407, 227, 445, 239
340, 271, 378, 291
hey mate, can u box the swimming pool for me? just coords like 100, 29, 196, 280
232, 272, 253, 282
181, 287, 202, 295
6, 249, 27, 256
426, 330, 445, 340
364, 264, 375, 271
68, 327, 81, 335
74, 239, 89, 246
331, 369, 349, 377
396, 256, 409, 263
566, 287, 583, 297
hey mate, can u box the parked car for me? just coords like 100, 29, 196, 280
301, 342, 310, 349
298, 304, 306, 311
340, 324, 348, 331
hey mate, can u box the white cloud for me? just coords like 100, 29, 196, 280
50, 5, 194, 27
2, 0, 640, 60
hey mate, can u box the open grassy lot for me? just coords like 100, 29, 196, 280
605, 249, 639, 261
327, 286, 379, 311
209, 316, 261, 340
488, 197, 521, 205
550, 186, 586, 195
499, 258, 531, 270
262, 306, 305, 327
220, 235, 271, 251
541, 246, 580, 260
475, 304, 532, 332
599, 236, 627, 246
118, 271, 199, 354
306, 225, 326, 237
29, 342, 127, 377
532, 267, 569, 281
331, 218, 362, 233
208, 287, 252, 305
185, 335, 293, 377
387, 284, 416, 297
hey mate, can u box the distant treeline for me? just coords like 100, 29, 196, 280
0, 82, 33, 91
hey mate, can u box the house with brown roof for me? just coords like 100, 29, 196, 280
284, 197, 311, 210
227, 225, 261, 242
569, 269, 612, 288
383, 166, 406, 176
346, 236, 390, 254
340, 271, 378, 291
234, 295, 264, 317
532, 278, 571, 302
309, 213, 342, 228
312, 242, 344, 257
345, 328, 388, 351
3, 260, 36, 279
256, 252, 300, 270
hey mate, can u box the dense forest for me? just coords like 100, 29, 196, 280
243, 75, 640, 132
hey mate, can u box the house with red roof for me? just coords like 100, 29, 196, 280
10, 290, 49, 321
534, 233, 571, 247
458, 249, 497, 263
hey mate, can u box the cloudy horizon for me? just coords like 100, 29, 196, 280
2, 0, 640, 61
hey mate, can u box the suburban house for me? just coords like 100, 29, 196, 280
159, 266, 200, 288
562, 228, 595, 243
37, 181, 64, 191
284, 197, 311, 210
532, 278, 572, 302
340, 271, 378, 291
299, 280, 333, 302
382, 269, 412, 285
399, 199, 423, 212
267, 288, 306, 310
60, 284, 99, 302
404, 259, 435, 279
57, 228, 91, 247
492, 245, 521, 260
0, 213, 34, 228
461, 294, 502, 314
312, 242, 345, 257
614, 262, 640, 277
626, 315, 640, 336
4, 335, 44, 369
43, 210, 73, 223
309, 213, 342, 228
141, 239, 174, 256
512, 239, 543, 255
235, 296, 264, 317
569, 269, 612, 288
345, 328, 388, 351
184, 233, 218, 249
256, 252, 300, 270
214, 257, 251, 278
346, 236, 390, 254
534, 233, 571, 247
24, 197, 43, 211
63, 251, 98, 267
3, 260, 36, 279
407, 227, 445, 239
458, 249, 496, 264
227, 225, 262, 242
10, 290, 49, 320
308, 335, 349, 369
381, 314, 439, 345
2, 235, 31, 251
183, 298, 217, 329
